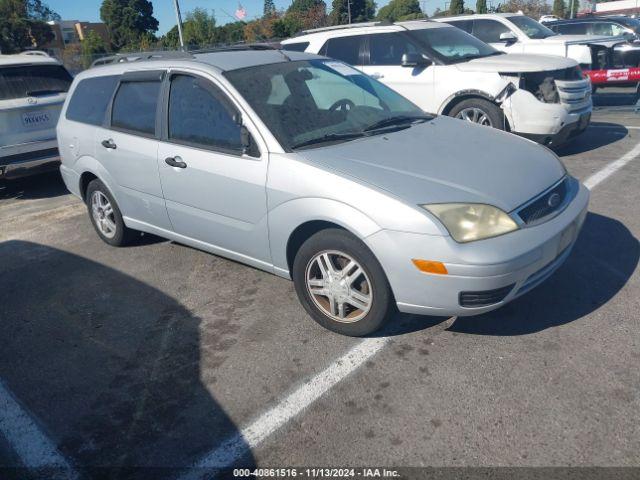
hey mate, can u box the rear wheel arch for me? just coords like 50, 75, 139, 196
79, 171, 98, 203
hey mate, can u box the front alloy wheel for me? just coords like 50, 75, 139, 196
305, 250, 373, 323
455, 107, 493, 127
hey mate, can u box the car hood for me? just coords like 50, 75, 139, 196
299, 116, 565, 213
456, 53, 576, 72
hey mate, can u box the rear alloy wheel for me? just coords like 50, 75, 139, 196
449, 98, 504, 130
293, 228, 394, 336
86, 179, 136, 247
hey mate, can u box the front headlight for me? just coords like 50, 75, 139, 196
421, 203, 518, 243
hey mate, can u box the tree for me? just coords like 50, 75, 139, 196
100, 0, 159, 50
376, 0, 422, 22
449, 0, 465, 15
264, 0, 276, 16
0, 0, 58, 53
476, 0, 488, 14
499, 0, 550, 17
81, 30, 107, 68
330, 0, 376, 24
568, 0, 579, 18
181, 8, 216, 47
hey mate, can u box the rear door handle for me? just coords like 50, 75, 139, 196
165, 156, 187, 168
101, 139, 117, 149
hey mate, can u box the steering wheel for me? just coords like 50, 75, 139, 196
329, 99, 355, 112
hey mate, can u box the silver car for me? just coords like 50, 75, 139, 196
57, 48, 589, 336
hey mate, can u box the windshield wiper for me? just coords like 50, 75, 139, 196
26, 89, 67, 96
363, 114, 432, 132
291, 131, 366, 150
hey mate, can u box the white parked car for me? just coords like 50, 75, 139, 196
0, 51, 73, 179
539, 15, 561, 24
437, 13, 620, 69
282, 21, 592, 146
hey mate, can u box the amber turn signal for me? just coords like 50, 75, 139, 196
411, 259, 448, 275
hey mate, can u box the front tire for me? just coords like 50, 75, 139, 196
86, 179, 136, 247
292, 228, 395, 336
449, 98, 504, 130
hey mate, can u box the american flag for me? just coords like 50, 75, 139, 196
234, 4, 246, 20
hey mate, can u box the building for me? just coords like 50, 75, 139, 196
39, 20, 111, 58
580, 0, 640, 16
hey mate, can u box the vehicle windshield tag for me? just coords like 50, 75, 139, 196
324, 61, 359, 76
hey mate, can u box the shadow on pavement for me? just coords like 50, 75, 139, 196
592, 88, 640, 108
449, 212, 639, 336
556, 122, 628, 156
0, 240, 254, 479
0, 172, 69, 202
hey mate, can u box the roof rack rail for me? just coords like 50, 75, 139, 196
90, 51, 193, 68
298, 20, 393, 36
20, 50, 50, 57
191, 43, 277, 54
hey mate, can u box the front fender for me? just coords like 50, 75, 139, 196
268, 197, 382, 276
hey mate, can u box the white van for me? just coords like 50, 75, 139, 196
0, 52, 73, 179
282, 21, 592, 146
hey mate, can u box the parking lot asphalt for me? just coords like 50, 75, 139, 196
1, 90, 639, 478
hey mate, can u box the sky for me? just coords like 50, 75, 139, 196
45, 0, 449, 35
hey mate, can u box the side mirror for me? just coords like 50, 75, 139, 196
401, 52, 432, 68
499, 31, 518, 43
623, 31, 636, 42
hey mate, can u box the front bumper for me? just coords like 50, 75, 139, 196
0, 140, 60, 179
516, 112, 590, 147
365, 183, 590, 317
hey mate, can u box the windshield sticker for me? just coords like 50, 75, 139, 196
324, 61, 360, 76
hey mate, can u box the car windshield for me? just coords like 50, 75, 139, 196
508, 15, 557, 39
407, 27, 502, 64
224, 59, 430, 150
0, 64, 72, 101
616, 17, 640, 34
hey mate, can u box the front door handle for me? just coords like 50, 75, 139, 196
165, 156, 187, 168
370, 72, 384, 79
101, 139, 117, 149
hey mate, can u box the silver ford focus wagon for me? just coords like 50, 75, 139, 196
57, 48, 589, 336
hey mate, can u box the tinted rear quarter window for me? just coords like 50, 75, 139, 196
446, 20, 473, 33
321, 35, 364, 65
0, 64, 72, 101
111, 81, 161, 135
553, 23, 587, 34
282, 42, 310, 52
66, 75, 119, 126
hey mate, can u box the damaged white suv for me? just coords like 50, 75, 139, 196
282, 20, 592, 146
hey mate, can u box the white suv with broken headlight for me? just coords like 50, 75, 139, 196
0, 51, 73, 179
282, 20, 592, 146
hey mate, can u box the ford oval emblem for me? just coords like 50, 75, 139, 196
547, 192, 561, 208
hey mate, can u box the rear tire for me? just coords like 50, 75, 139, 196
292, 228, 395, 336
86, 179, 136, 247
449, 98, 505, 130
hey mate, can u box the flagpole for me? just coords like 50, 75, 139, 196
173, 0, 185, 49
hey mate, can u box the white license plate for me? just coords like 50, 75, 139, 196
558, 223, 576, 254
21, 111, 51, 128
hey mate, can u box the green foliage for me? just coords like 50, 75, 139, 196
499, 0, 550, 17
552, 0, 565, 17
376, 0, 422, 22
476, 0, 488, 14
264, 0, 276, 16
80, 30, 107, 68
569, 0, 579, 17
100, 0, 159, 49
449, 0, 465, 15
330, 0, 376, 25
0, 0, 57, 53
182, 8, 216, 47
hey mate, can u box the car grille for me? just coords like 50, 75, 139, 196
516, 178, 570, 226
556, 78, 592, 113
459, 284, 515, 308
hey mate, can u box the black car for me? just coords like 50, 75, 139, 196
545, 16, 640, 69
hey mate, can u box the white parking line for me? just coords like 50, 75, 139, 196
179, 337, 389, 479
0, 380, 77, 477
584, 140, 640, 190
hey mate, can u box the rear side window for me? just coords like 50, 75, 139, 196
168, 74, 242, 153
553, 23, 588, 34
472, 19, 511, 43
0, 64, 72, 101
446, 20, 473, 33
321, 35, 364, 65
111, 80, 161, 135
66, 75, 119, 126
282, 42, 309, 52
369, 33, 419, 66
